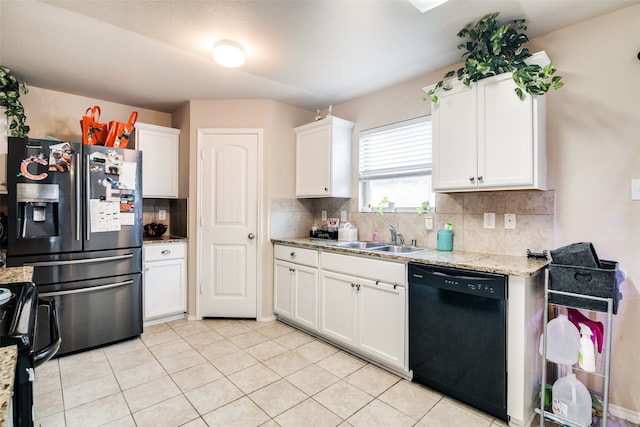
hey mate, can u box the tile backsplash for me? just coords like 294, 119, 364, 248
270, 190, 555, 257
143, 198, 188, 238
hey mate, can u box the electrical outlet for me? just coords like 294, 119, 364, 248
504, 213, 516, 229
158, 209, 167, 220
484, 212, 495, 229
340, 210, 347, 222
321, 210, 327, 221
424, 215, 434, 230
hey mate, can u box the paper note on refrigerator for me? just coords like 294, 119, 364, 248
90, 199, 121, 232
119, 161, 137, 190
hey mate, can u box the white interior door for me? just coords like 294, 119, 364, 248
199, 130, 259, 318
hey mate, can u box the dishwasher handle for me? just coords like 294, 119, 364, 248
412, 269, 503, 283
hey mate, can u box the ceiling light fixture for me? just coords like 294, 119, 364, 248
408, 0, 449, 13
212, 40, 245, 68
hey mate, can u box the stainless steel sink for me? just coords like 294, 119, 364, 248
330, 241, 385, 250
329, 241, 428, 254
369, 245, 427, 254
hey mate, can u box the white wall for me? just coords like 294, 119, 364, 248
21, 87, 171, 139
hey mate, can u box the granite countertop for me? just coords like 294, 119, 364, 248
0, 265, 34, 284
0, 345, 17, 426
143, 236, 188, 245
272, 238, 549, 277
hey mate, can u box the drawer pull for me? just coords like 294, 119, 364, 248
161, 250, 171, 255
290, 252, 296, 257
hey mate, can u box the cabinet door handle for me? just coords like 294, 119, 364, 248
289, 268, 295, 273
248, 233, 255, 239
290, 252, 296, 258
477, 176, 483, 181
356, 284, 361, 291
324, 187, 328, 192
161, 250, 171, 255
351, 283, 355, 287
469, 177, 475, 182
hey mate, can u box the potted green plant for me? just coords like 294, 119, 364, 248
0, 65, 30, 138
416, 201, 430, 215
376, 196, 395, 215
427, 12, 563, 102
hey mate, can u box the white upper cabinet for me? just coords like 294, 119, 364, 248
295, 116, 354, 198
134, 122, 180, 198
430, 72, 546, 192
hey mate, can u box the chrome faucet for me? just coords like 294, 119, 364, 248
389, 225, 406, 246
397, 233, 406, 246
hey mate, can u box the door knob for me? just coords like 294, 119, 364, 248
248, 233, 255, 239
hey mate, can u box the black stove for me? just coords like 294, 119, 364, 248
0, 282, 60, 426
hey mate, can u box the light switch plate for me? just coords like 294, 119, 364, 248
504, 213, 516, 229
158, 209, 167, 220
321, 210, 327, 221
484, 212, 496, 229
632, 179, 640, 200
340, 210, 347, 222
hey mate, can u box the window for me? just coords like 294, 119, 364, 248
359, 116, 433, 212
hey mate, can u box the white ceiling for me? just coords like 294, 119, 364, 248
1, 0, 637, 113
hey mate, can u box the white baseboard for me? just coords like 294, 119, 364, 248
143, 313, 186, 327
257, 314, 277, 323
609, 404, 640, 424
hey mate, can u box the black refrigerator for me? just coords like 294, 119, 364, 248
6, 137, 143, 356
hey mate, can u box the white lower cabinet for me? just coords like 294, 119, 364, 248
319, 252, 407, 371
357, 277, 406, 367
319, 270, 357, 345
143, 242, 187, 322
273, 245, 407, 373
273, 245, 319, 331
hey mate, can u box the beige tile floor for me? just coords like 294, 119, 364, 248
33, 318, 636, 427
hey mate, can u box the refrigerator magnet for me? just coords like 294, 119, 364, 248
105, 151, 123, 175
105, 187, 121, 202
19, 155, 48, 181
47, 142, 73, 173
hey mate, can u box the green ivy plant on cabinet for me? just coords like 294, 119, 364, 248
0, 65, 30, 194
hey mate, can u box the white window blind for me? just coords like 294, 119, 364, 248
359, 116, 431, 180
358, 116, 433, 211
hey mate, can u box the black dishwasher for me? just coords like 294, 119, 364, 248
408, 263, 508, 421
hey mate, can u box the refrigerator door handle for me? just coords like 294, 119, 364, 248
86, 154, 91, 241
76, 153, 81, 241
39, 279, 134, 297
20, 204, 27, 239
24, 253, 134, 267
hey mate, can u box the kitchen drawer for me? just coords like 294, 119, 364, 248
321, 251, 405, 285
274, 244, 318, 267
144, 242, 186, 262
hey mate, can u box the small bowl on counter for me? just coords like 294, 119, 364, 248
143, 223, 168, 238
